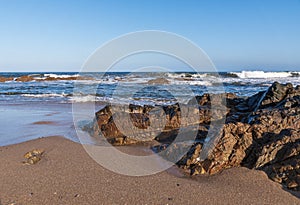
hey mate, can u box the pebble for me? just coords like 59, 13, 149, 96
287, 181, 298, 189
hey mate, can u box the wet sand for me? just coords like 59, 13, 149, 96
0, 101, 106, 146
0, 136, 299, 205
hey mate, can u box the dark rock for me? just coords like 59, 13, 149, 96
260, 82, 294, 108
175, 83, 300, 191
247, 82, 296, 110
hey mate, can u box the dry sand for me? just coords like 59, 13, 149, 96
0, 136, 299, 205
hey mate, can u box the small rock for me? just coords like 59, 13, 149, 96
24, 149, 44, 159
23, 149, 44, 165
287, 181, 298, 189
271, 176, 282, 183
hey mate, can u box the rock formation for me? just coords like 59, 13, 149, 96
91, 82, 300, 191
177, 82, 300, 191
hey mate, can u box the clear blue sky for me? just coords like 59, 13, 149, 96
0, 0, 299, 72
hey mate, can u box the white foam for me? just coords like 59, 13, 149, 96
70, 95, 97, 102
44, 74, 79, 78
21, 93, 67, 98
230, 71, 294, 79
167, 73, 208, 79
170, 79, 213, 86
21, 93, 68, 98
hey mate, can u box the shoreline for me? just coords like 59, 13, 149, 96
0, 136, 299, 204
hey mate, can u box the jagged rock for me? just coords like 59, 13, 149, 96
189, 93, 249, 123
244, 129, 300, 168
247, 82, 296, 110
263, 154, 300, 191
91, 103, 202, 145
174, 82, 300, 191
153, 141, 202, 168
189, 93, 239, 107
181, 122, 253, 175
261, 82, 294, 107
92, 82, 300, 190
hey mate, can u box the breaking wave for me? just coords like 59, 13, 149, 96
229, 71, 300, 79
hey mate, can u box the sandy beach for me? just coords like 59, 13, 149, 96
1, 0, 300, 204
0, 136, 298, 205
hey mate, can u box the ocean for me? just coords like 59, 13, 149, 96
1, 71, 300, 105
0, 71, 299, 146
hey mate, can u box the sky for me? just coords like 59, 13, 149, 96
0, 0, 299, 72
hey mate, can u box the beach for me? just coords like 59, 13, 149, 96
1, 0, 300, 203
0, 136, 299, 205
0, 73, 300, 204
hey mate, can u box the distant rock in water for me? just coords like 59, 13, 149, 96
90, 82, 300, 191
147, 77, 170, 85
15, 75, 35, 82
0, 74, 94, 82
0, 76, 14, 82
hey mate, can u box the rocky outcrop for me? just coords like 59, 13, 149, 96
246, 82, 297, 110
175, 82, 300, 191
89, 103, 204, 145
92, 82, 300, 191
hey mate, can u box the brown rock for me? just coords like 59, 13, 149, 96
15, 75, 35, 82
92, 103, 203, 145
0, 76, 14, 82
177, 83, 300, 191
23, 149, 44, 165
147, 77, 170, 85
91, 82, 300, 192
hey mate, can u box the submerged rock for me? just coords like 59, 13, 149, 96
147, 77, 170, 85
15, 75, 35, 82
